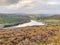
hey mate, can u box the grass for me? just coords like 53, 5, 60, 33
0, 25, 59, 45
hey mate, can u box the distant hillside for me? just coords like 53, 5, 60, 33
0, 14, 46, 24
27, 14, 60, 20
27, 14, 60, 25
44, 15, 60, 20
41, 15, 60, 25
0, 14, 30, 24
49, 15, 60, 19
0, 14, 60, 24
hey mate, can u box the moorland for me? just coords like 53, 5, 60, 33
0, 25, 60, 45
0, 14, 60, 45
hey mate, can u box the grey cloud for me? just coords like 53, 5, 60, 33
0, 0, 60, 14
0, 0, 19, 5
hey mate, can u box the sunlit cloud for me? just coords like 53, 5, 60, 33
47, 2, 60, 5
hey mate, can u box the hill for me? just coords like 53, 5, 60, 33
42, 15, 60, 25
26, 14, 60, 25
0, 14, 60, 25
0, 14, 30, 24
44, 15, 60, 20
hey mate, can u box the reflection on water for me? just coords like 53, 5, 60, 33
13, 20, 45, 28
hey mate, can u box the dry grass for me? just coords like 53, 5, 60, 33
0, 25, 60, 45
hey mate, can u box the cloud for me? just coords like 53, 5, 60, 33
6, 0, 34, 10
6, 0, 60, 10
47, 2, 60, 5
0, 0, 19, 5
0, 0, 60, 14
5, 0, 46, 10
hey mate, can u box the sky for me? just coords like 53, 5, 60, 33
0, 0, 60, 14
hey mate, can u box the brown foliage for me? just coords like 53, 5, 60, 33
0, 26, 59, 45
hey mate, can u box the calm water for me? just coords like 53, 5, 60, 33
13, 20, 45, 28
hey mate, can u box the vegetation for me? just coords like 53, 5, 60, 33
0, 14, 60, 25
0, 25, 60, 45
0, 14, 60, 45
28, 14, 60, 25
0, 14, 30, 24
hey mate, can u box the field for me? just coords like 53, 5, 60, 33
0, 25, 60, 45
